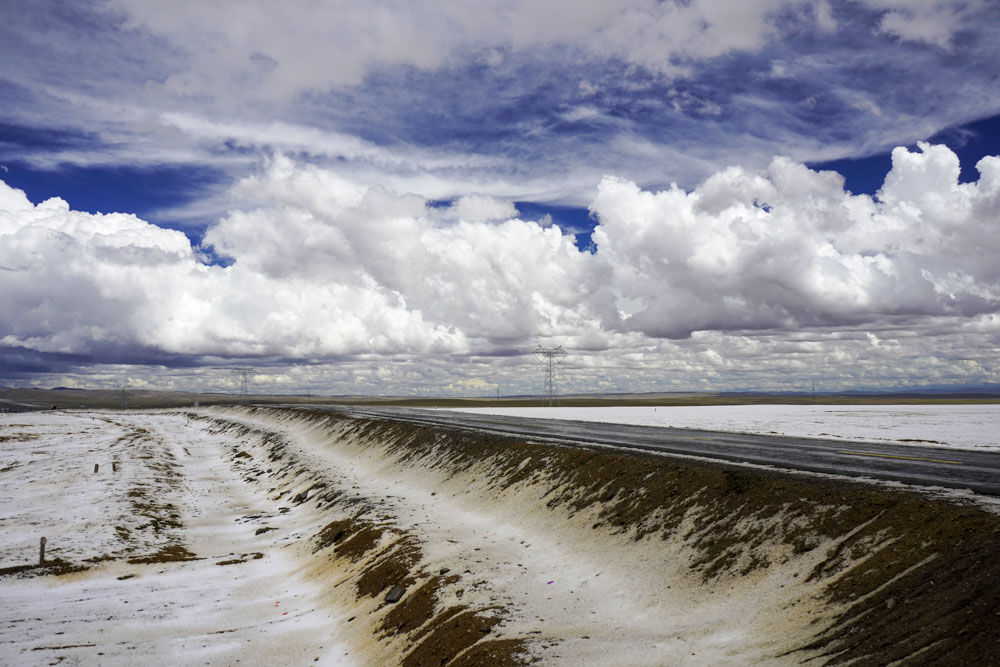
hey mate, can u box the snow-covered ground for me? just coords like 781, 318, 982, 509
0, 411, 353, 665
9, 405, 989, 665
2, 408, 839, 665
214, 407, 837, 665
444, 404, 1000, 451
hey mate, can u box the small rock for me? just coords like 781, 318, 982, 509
456, 589, 464, 599
886, 597, 896, 610
439, 567, 450, 575
796, 537, 819, 553
384, 586, 407, 604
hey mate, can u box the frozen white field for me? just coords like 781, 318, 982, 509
0, 411, 354, 665
444, 404, 1000, 452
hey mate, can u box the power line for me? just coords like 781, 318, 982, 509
533, 345, 567, 407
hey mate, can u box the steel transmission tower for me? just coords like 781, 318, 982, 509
533, 345, 567, 407
232, 367, 255, 404
118, 384, 129, 410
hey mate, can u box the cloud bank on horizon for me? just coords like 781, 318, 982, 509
3, 143, 999, 393
1, 0, 1000, 394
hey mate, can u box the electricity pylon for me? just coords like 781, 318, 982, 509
231, 367, 255, 404
533, 345, 567, 407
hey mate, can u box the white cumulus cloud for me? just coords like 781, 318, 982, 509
0, 177, 466, 358
2, 143, 999, 392
589, 143, 1000, 338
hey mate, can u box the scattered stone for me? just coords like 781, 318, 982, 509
255, 526, 277, 536
439, 567, 450, 575
384, 586, 407, 604
793, 536, 820, 554
886, 597, 896, 610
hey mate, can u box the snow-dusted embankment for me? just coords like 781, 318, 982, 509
3, 406, 999, 665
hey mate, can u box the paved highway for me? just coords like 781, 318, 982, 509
302, 405, 1000, 496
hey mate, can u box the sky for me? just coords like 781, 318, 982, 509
2, 0, 1000, 397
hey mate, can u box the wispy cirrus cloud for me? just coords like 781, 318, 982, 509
3, 0, 999, 207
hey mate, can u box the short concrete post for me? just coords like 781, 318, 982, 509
39, 537, 46, 564
112, 461, 118, 472
94, 463, 99, 473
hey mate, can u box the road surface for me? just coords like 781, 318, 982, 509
299, 405, 1000, 496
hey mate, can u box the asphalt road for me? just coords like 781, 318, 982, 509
304, 405, 1000, 496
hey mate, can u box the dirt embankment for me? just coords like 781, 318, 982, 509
194, 406, 1000, 665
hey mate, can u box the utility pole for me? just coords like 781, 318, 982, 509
533, 345, 567, 407
118, 384, 129, 410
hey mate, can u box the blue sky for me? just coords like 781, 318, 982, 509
2, 0, 1000, 395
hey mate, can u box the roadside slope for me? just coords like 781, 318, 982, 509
201, 406, 1000, 664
